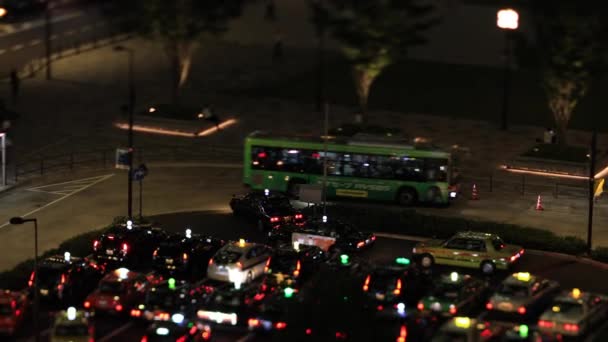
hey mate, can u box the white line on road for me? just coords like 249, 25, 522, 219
0, 174, 114, 230
11, 44, 24, 51
27, 174, 115, 191
29, 39, 41, 46
98, 322, 134, 342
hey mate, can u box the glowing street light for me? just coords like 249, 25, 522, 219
496, 8, 519, 131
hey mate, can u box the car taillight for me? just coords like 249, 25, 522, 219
563, 323, 579, 332
371, 235, 376, 241
176, 336, 186, 342
417, 302, 424, 311
295, 213, 303, 220
61, 274, 66, 284
397, 325, 407, 342
306, 328, 312, 335
183, 253, 189, 261
275, 322, 287, 330
28, 271, 35, 287
377, 305, 384, 311
115, 304, 123, 312
208, 258, 213, 265
293, 260, 301, 277
363, 275, 370, 292
201, 330, 211, 340
152, 249, 158, 258
449, 304, 457, 315
130, 309, 141, 317
140, 336, 148, 342
356, 241, 365, 249
122, 243, 128, 253
264, 257, 271, 273
517, 306, 526, 315
84, 301, 91, 309
393, 279, 402, 295
248, 318, 260, 327
270, 216, 280, 223
486, 302, 493, 310
93, 240, 99, 251
538, 320, 554, 328
335, 331, 347, 340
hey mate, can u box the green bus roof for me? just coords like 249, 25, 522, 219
245, 131, 450, 158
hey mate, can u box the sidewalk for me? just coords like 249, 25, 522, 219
0, 28, 606, 246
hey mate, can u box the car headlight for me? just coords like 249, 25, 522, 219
412, 247, 417, 254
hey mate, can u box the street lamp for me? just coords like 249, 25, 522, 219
496, 8, 519, 131
114, 45, 136, 219
9, 216, 39, 342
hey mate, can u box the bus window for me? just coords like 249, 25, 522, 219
424, 158, 448, 182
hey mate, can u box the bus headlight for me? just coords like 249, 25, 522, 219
449, 191, 457, 198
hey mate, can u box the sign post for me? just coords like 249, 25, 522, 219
0, 132, 5, 187
132, 164, 148, 219
115, 148, 131, 170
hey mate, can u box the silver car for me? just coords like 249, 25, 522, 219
207, 240, 272, 284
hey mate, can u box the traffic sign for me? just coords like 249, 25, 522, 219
115, 148, 131, 170
132, 164, 148, 181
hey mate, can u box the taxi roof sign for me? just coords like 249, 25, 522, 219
454, 317, 471, 329
572, 288, 581, 299
552, 305, 560, 312
239, 238, 246, 247
67, 307, 77, 321
395, 257, 410, 265
116, 268, 130, 279
519, 324, 529, 338
450, 272, 459, 282
514, 272, 531, 282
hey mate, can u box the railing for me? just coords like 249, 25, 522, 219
13, 144, 242, 182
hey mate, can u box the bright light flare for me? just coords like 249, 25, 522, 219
497, 8, 519, 30
197, 119, 238, 137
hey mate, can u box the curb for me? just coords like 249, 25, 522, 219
373, 232, 608, 270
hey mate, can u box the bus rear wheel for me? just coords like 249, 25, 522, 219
397, 188, 417, 206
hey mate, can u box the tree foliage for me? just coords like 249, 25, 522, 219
310, 0, 439, 120
102, 0, 244, 103
532, 0, 605, 143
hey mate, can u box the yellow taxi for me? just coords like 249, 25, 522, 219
537, 288, 608, 338
412, 231, 524, 274
431, 316, 502, 342
50, 307, 93, 342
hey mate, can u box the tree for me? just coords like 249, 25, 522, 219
532, 1, 604, 144
309, 0, 438, 123
103, 0, 244, 103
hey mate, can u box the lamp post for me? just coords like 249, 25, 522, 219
114, 46, 135, 218
496, 8, 519, 131
1, 132, 6, 187
44, 1, 53, 80
9, 217, 39, 342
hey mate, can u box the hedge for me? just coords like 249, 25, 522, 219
314, 205, 600, 259
0, 217, 151, 291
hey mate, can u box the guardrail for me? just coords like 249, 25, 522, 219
13, 144, 242, 182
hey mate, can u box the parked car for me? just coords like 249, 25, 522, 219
207, 239, 272, 284
230, 190, 304, 231
93, 222, 167, 268
0, 289, 28, 336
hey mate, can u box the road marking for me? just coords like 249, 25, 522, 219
98, 322, 134, 342
0, 49, 5, 55
0, 174, 114, 229
236, 333, 254, 342
11, 44, 24, 51
29, 39, 41, 46
26, 174, 114, 195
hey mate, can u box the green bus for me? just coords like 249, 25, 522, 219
243, 131, 458, 206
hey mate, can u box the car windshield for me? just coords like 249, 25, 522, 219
268, 253, 298, 273
215, 249, 242, 265
99, 281, 126, 294
55, 324, 88, 336
552, 300, 583, 316
262, 197, 292, 212
432, 283, 461, 299
37, 267, 63, 287
492, 237, 505, 251
146, 289, 186, 308
0, 303, 13, 315
498, 283, 529, 297
369, 271, 400, 293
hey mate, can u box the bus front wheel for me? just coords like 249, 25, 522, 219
397, 187, 417, 206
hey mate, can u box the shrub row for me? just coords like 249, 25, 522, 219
319, 205, 601, 260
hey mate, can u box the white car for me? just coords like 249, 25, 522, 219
207, 240, 272, 285
537, 288, 608, 338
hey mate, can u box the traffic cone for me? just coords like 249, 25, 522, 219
471, 184, 479, 200
535, 195, 544, 211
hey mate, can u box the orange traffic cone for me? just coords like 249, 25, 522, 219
471, 184, 479, 200
535, 195, 544, 211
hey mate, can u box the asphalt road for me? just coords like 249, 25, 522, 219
0, 3, 111, 77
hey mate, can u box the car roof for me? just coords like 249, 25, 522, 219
553, 289, 598, 304
102, 268, 142, 282
40, 255, 81, 269
503, 273, 538, 286
454, 231, 496, 240
225, 240, 263, 251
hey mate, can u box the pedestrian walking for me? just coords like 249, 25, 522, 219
272, 30, 284, 64
9, 69, 19, 104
